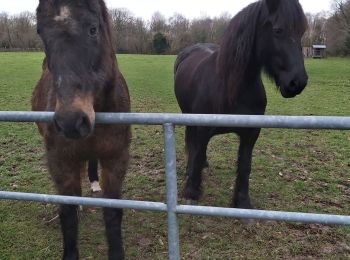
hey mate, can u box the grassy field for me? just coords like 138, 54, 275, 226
0, 53, 349, 259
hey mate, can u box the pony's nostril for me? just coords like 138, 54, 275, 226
75, 113, 92, 138
53, 116, 64, 133
53, 112, 92, 139
290, 79, 298, 90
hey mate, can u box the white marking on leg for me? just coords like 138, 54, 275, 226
91, 181, 102, 193
204, 46, 214, 54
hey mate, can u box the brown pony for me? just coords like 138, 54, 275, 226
32, 0, 130, 259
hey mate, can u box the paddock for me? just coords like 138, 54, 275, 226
0, 111, 350, 260
0, 54, 349, 258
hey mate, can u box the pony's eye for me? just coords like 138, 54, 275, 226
89, 26, 98, 36
273, 27, 284, 36
37, 28, 41, 35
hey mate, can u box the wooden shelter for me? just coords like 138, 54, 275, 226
312, 45, 326, 58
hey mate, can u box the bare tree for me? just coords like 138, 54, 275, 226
211, 13, 231, 44
109, 8, 151, 54
0, 13, 13, 49
0, 12, 41, 50
5, 5, 349, 57
150, 11, 168, 33
190, 16, 213, 43
326, 0, 350, 55
331, 0, 350, 31
131, 18, 151, 53
12, 12, 40, 49
168, 13, 191, 53
109, 8, 134, 52
303, 12, 327, 46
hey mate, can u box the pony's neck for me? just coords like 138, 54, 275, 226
241, 54, 263, 85
217, 45, 263, 102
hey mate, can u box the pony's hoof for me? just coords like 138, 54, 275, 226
183, 186, 201, 202
230, 201, 255, 224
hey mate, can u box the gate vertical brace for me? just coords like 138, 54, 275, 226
163, 123, 180, 260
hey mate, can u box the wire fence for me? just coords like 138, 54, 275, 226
1, 111, 350, 260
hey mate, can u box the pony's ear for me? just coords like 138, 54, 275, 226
266, 0, 280, 14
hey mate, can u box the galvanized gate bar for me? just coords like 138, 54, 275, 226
97, 113, 350, 129
0, 111, 54, 123
0, 112, 350, 129
176, 205, 350, 225
163, 123, 180, 260
0, 191, 167, 212
1, 191, 350, 226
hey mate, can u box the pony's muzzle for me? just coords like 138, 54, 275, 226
281, 74, 308, 98
54, 111, 94, 139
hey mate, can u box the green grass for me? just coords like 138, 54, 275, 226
0, 53, 349, 259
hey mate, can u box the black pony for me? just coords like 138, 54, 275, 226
174, 0, 308, 209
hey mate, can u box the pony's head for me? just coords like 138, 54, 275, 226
259, 0, 308, 98
219, 0, 308, 99
36, 0, 115, 139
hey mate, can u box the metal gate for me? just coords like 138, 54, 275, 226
1, 111, 350, 260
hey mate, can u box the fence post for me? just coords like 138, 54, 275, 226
163, 123, 180, 260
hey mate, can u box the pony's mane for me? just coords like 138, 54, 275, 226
217, 1, 262, 99
217, 0, 307, 100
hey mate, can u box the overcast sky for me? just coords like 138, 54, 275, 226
0, 0, 332, 20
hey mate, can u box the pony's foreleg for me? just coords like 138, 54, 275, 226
100, 151, 128, 260
47, 155, 82, 260
88, 160, 101, 194
232, 129, 261, 209
184, 126, 210, 202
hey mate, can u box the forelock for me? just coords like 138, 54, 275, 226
275, 0, 307, 35
54, 6, 71, 21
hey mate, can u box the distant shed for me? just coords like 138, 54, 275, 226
312, 45, 326, 58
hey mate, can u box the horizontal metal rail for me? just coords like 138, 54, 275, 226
1, 191, 349, 226
0, 111, 350, 129
0, 191, 167, 212
176, 205, 350, 225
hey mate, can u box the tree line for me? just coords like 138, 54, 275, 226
1, 0, 350, 56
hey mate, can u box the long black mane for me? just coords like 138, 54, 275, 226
217, 0, 307, 100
